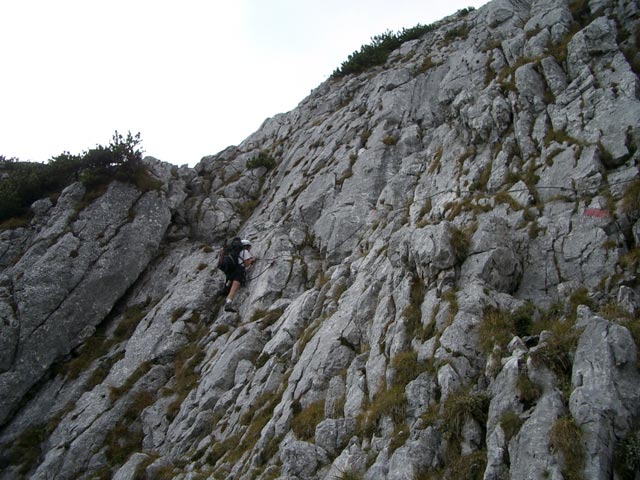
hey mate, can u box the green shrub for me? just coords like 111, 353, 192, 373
247, 151, 276, 170
0, 131, 157, 226
332, 24, 436, 77
457, 7, 475, 16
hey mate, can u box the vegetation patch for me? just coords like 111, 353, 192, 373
444, 22, 470, 42
390, 350, 423, 387
165, 331, 207, 421
444, 450, 487, 480
479, 304, 535, 355
441, 389, 489, 444
105, 390, 156, 467
614, 429, 640, 480
291, 399, 325, 441
495, 191, 524, 211
621, 178, 640, 217
236, 198, 260, 221
450, 224, 473, 264
336, 470, 364, 480
382, 135, 398, 146
530, 317, 579, 383
403, 276, 430, 341
249, 307, 286, 330
415, 55, 440, 75
550, 416, 585, 480
60, 304, 148, 381
500, 411, 524, 442
358, 384, 407, 438
516, 373, 542, 409
332, 24, 437, 77
109, 361, 152, 401
231, 390, 283, 464
5, 424, 48, 475
247, 151, 277, 170
0, 132, 159, 226
479, 308, 516, 355
441, 289, 459, 325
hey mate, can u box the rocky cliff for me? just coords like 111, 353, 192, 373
1, 0, 640, 479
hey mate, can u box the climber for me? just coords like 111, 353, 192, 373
219, 237, 255, 312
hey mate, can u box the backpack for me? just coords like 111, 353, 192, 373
217, 237, 243, 275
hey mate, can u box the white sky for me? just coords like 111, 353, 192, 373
1, 0, 489, 167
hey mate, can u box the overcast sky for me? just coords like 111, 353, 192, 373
1, 0, 489, 167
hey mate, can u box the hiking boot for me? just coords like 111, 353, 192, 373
224, 303, 237, 313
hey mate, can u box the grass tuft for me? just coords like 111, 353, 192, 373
291, 399, 325, 441
550, 416, 585, 480
357, 385, 407, 438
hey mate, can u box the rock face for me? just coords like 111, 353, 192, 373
1, 0, 639, 479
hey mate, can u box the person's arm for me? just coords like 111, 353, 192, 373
241, 249, 255, 267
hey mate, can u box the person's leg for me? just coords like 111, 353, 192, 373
227, 280, 241, 302
225, 280, 242, 312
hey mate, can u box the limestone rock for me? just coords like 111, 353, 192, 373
1, 1, 639, 479
570, 307, 640, 479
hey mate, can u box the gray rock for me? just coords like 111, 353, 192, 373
0, 275, 18, 373
326, 440, 368, 479
570, 307, 640, 479
405, 372, 438, 420
462, 216, 523, 293
509, 391, 565, 480
345, 353, 368, 419
325, 376, 346, 419
617, 285, 638, 315
2, 2, 640, 479
406, 223, 457, 279
315, 418, 357, 457
113, 453, 151, 480
387, 427, 441, 480
0, 183, 171, 426
280, 439, 329, 479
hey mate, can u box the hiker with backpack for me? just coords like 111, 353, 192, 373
218, 237, 255, 312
